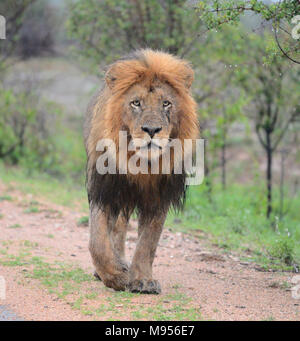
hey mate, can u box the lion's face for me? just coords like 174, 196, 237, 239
121, 80, 179, 160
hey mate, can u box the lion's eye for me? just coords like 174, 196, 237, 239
163, 100, 171, 108
131, 100, 140, 108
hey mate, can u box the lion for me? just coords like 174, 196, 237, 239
84, 49, 199, 294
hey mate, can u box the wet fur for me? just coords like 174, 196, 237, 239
85, 49, 199, 293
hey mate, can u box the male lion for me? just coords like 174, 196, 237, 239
84, 49, 199, 294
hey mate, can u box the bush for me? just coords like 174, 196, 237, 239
0, 87, 59, 170
0, 83, 86, 181
268, 238, 295, 266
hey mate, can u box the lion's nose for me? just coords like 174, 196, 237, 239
141, 125, 162, 138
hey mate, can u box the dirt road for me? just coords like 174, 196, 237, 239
0, 183, 299, 321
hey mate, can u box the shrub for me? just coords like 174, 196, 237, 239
0, 83, 86, 181
0, 87, 59, 171
268, 238, 295, 266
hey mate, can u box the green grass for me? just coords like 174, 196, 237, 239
0, 247, 93, 298
167, 183, 300, 271
46, 233, 55, 239
0, 194, 13, 201
24, 206, 39, 213
8, 224, 22, 229
85, 291, 98, 300
262, 316, 276, 321
22, 240, 39, 248
99, 288, 201, 321
29, 200, 40, 206
0, 161, 88, 211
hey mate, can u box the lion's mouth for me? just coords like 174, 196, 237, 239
144, 141, 162, 150
130, 138, 169, 151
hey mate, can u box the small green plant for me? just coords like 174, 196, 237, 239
172, 283, 182, 289
72, 297, 83, 310
77, 216, 89, 227
8, 224, 22, 229
268, 238, 295, 266
262, 316, 276, 321
29, 200, 39, 206
269, 281, 291, 290
0, 248, 7, 255
0, 195, 12, 201
23, 240, 39, 248
24, 206, 39, 213
85, 292, 98, 300
132, 310, 143, 319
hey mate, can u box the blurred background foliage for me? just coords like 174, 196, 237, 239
0, 0, 299, 269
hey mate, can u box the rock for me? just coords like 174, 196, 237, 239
197, 252, 226, 262
229, 255, 239, 262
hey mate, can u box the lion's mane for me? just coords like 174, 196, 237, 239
85, 49, 199, 220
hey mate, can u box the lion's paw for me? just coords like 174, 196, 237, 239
94, 261, 129, 291
127, 279, 161, 294
102, 271, 129, 291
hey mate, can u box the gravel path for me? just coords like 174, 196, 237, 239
0, 183, 299, 321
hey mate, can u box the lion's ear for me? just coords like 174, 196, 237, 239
183, 64, 194, 89
105, 64, 118, 89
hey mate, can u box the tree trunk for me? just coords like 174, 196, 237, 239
266, 133, 272, 219
221, 142, 226, 190
279, 151, 285, 220
204, 139, 212, 201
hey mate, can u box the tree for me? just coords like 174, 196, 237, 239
18, 0, 56, 59
193, 0, 300, 64
197, 75, 248, 191
216, 90, 248, 190
67, 0, 203, 69
199, 24, 299, 217
0, 0, 37, 69
191, 26, 250, 192
194, 0, 299, 27
233, 34, 300, 218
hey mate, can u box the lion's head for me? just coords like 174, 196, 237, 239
86, 49, 199, 217
118, 79, 179, 160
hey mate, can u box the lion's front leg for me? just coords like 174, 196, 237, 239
128, 211, 167, 294
89, 206, 129, 291
111, 213, 130, 265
